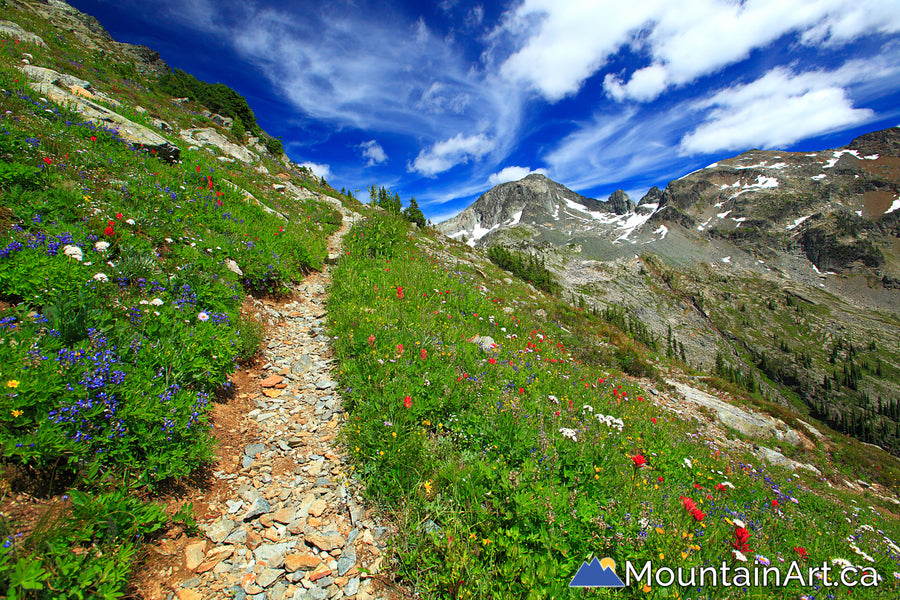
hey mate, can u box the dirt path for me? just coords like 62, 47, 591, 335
138, 204, 399, 600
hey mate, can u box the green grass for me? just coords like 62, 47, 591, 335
329, 213, 900, 599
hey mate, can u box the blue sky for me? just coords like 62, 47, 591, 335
69, 0, 900, 222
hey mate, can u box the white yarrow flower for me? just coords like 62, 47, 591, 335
92, 272, 108, 282
832, 558, 853, 568
150, 298, 164, 306
94, 241, 109, 252
559, 428, 578, 442
62, 245, 83, 261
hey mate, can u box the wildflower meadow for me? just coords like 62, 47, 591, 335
328, 214, 900, 599
0, 15, 340, 596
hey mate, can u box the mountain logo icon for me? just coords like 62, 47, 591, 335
569, 556, 626, 588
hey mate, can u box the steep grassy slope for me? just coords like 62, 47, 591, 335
329, 211, 900, 599
0, 3, 344, 596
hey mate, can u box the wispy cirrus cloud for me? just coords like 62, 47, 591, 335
87, 0, 900, 219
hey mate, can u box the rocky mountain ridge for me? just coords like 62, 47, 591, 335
439, 128, 900, 455
437, 173, 645, 246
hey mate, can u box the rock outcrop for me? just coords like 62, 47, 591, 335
19, 65, 180, 163
180, 128, 258, 164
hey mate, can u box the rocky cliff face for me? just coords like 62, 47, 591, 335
22, 0, 170, 76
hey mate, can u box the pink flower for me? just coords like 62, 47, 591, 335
367, 334, 375, 346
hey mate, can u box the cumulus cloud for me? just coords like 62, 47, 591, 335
411, 133, 495, 177
487, 166, 548, 186
604, 64, 669, 102
680, 66, 878, 154
497, 0, 900, 102
359, 140, 388, 166
497, 0, 659, 101
299, 162, 332, 179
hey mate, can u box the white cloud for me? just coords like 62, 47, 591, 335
680, 65, 879, 154
299, 162, 332, 179
496, 0, 900, 102
359, 140, 388, 166
487, 166, 548, 186
604, 64, 669, 102
411, 133, 495, 177
497, 0, 662, 101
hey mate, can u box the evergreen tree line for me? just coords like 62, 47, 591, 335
367, 185, 426, 228
599, 306, 658, 351
714, 352, 758, 393
486, 246, 556, 294
666, 325, 687, 364
809, 396, 900, 452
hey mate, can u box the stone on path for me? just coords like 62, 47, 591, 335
184, 541, 206, 571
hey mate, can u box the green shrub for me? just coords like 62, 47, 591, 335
344, 212, 406, 258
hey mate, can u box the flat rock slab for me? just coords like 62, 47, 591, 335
305, 530, 345, 552
668, 380, 781, 439
260, 374, 284, 388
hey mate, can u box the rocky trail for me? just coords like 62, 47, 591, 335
139, 205, 399, 600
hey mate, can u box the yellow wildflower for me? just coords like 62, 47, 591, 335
6, 380, 19, 389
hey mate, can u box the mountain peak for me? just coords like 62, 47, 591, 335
437, 175, 637, 246
522, 172, 549, 181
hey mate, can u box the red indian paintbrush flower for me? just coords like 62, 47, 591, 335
396, 286, 404, 299
632, 454, 647, 468
732, 527, 750, 552
403, 395, 412, 409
